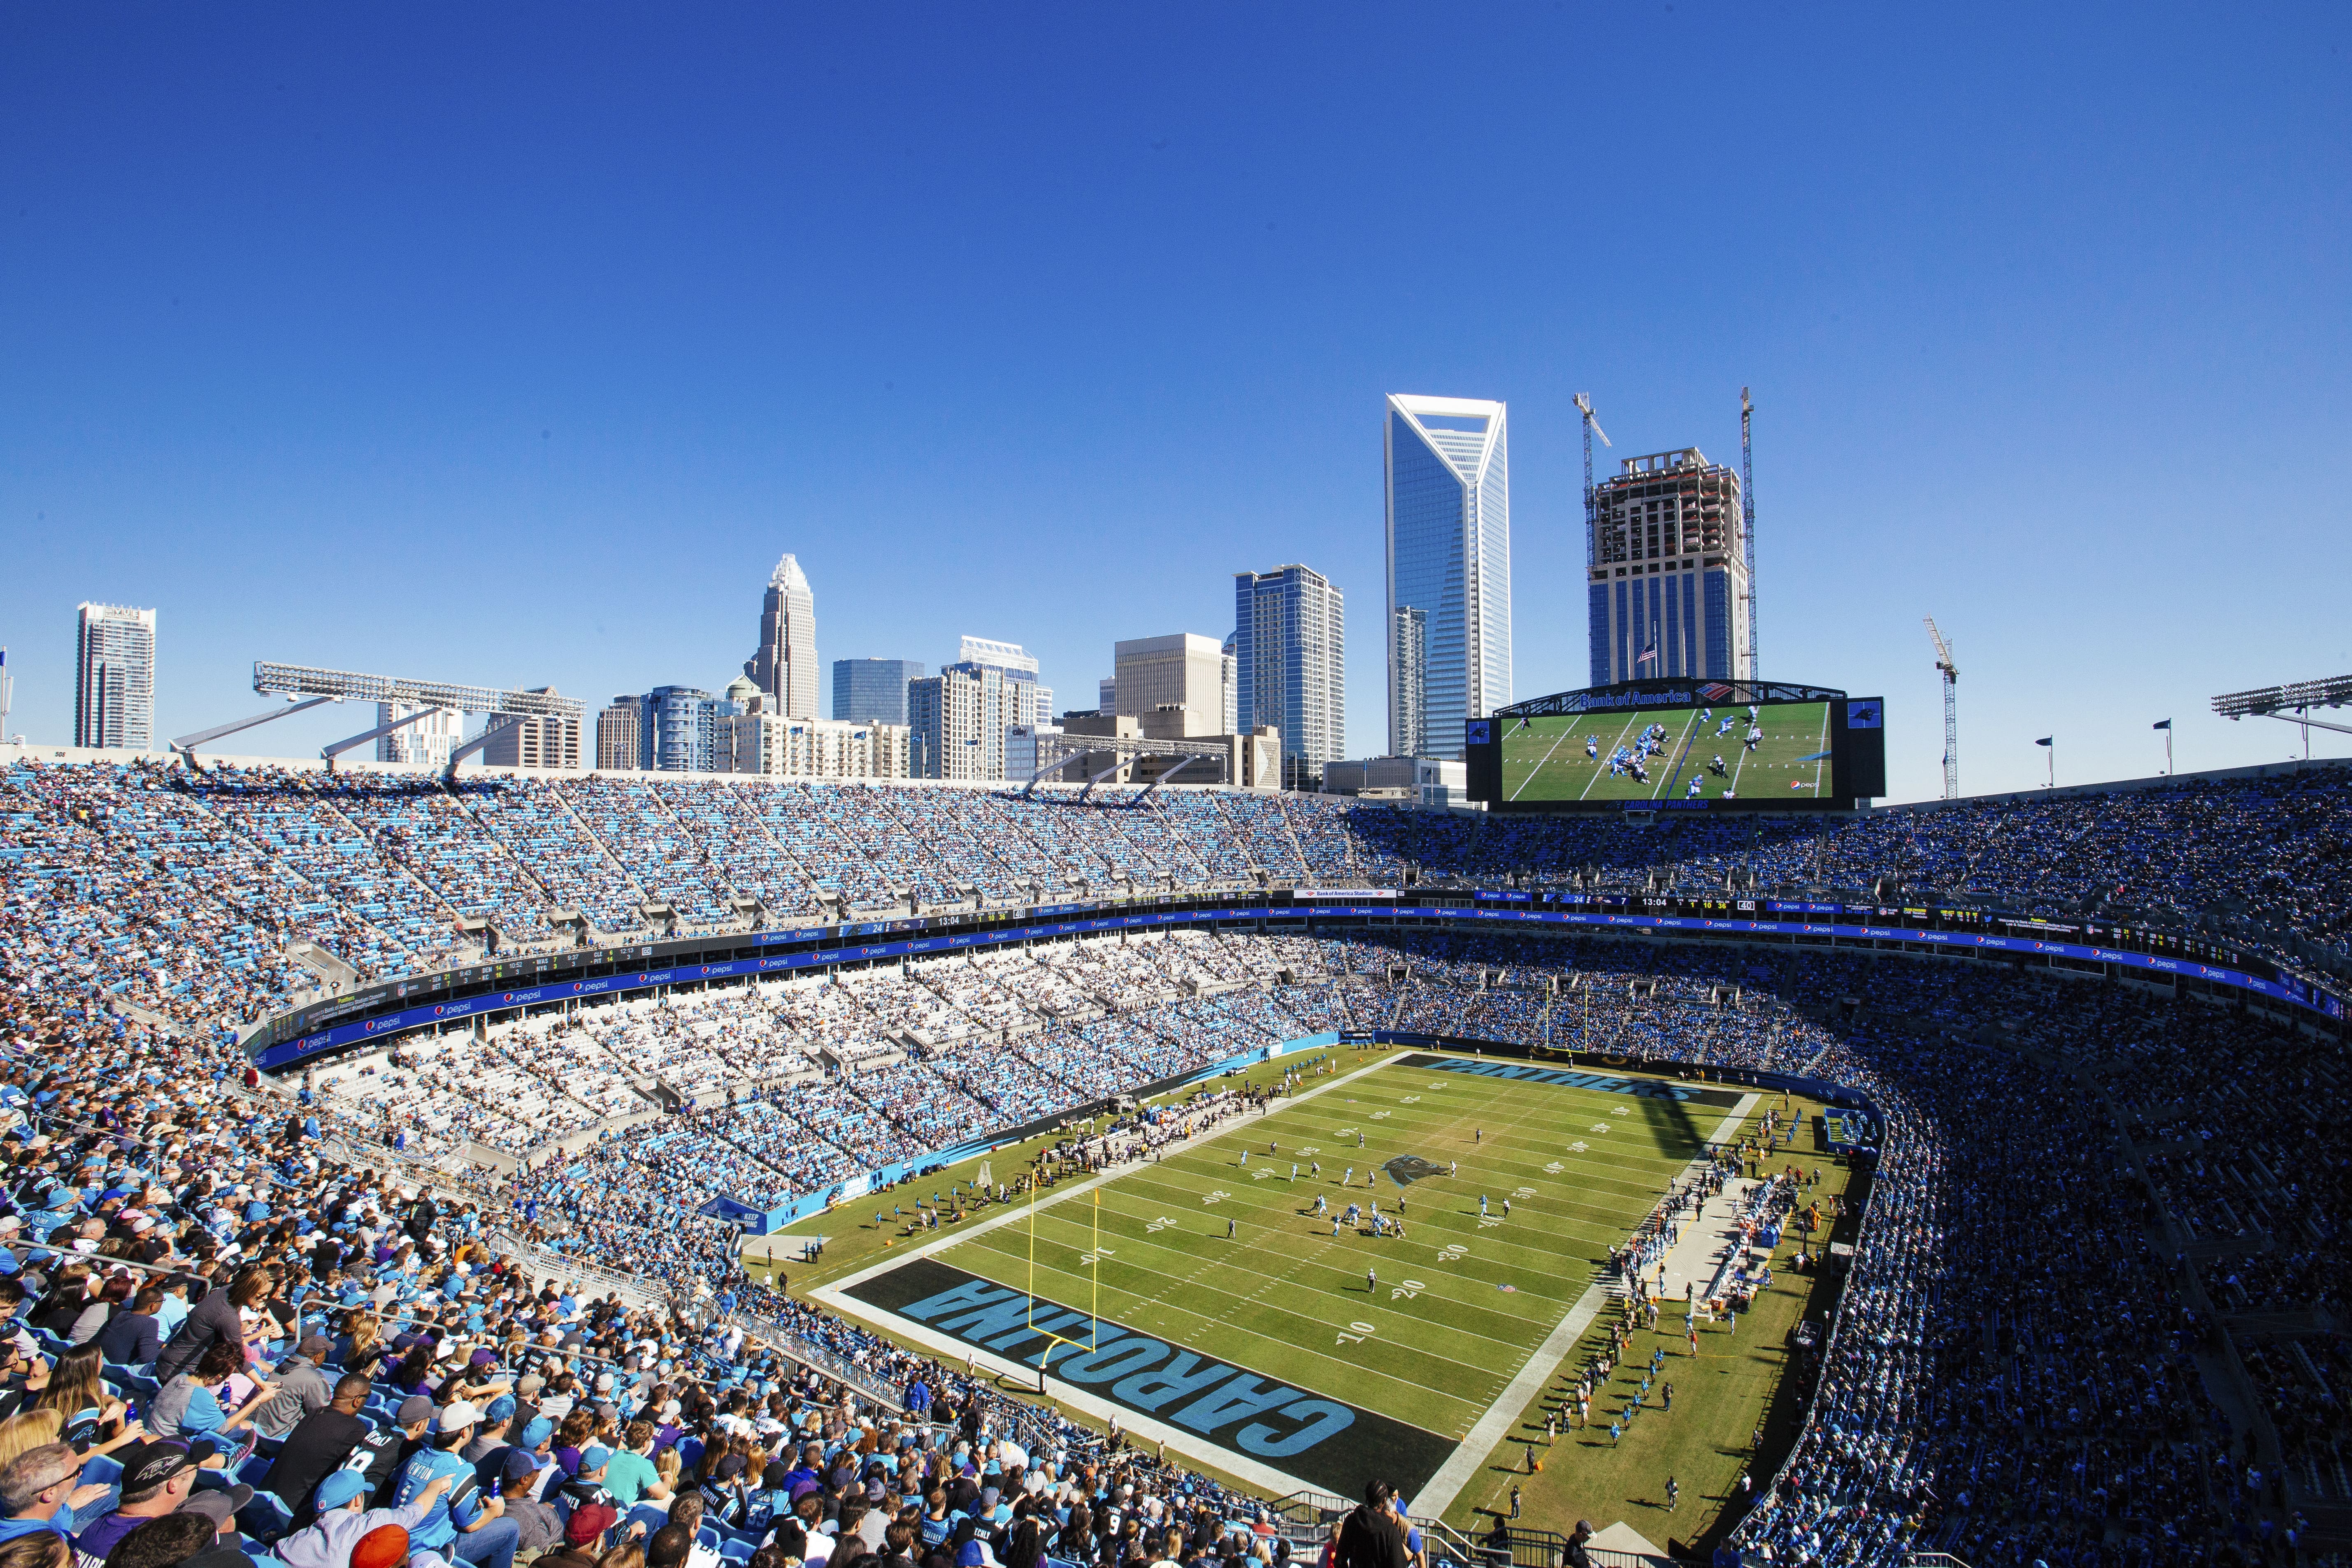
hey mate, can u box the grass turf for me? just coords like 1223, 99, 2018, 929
1448, 1093, 1856, 1550
837, 1051, 1744, 1499
767, 1048, 1848, 1546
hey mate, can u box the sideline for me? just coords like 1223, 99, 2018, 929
812, 1050, 1412, 1496
816, 1050, 1401, 1298
1407, 1091, 1759, 1519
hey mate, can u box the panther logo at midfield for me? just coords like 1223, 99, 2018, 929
1382, 1155, 1448, 1187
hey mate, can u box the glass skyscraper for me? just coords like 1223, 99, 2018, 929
1232, 565, 1345, 782
638, 685, 720, 773
1384, 395, 1509, 760
74, 602, 156, 751
832, 659, 924, 725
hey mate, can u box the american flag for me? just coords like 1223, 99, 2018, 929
1636, 640, 1658, 669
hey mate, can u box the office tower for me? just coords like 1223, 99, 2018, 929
596, 697, 641, 771
1233, 565, 1346, 787
1219, 634, 1238, 736
1587, 448, 1750, 685
1390, 606, 1427, 760
639, 685, 719, 773
955, 636, 1048, 727
479, 688, 584, 770
375, 704, 465, 767
1113, 634, 1229, 733
73, 603, 157, 750
1384, 394, 1509, 760
720, 684, 911, 779
744, 553, 819, 718
1097, 676, 1117, 717
909, 664, 1007, 781
832, 658, 924, 725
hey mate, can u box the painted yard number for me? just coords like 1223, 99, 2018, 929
1399, 1095, 1421, 1103
1390, 1278, 1427, 1301
1514, 1186, 1537, 1198
1436, 1243, 1469, 1263
1369, 1110, 1391, 1121
1145, 1216, 1176, 1233
1202, 1190, 1230, 1206
1569, 1141, 1590, 1153
1543, 1161, 1565, 1175
1336, 1320, 1377, 1345
1250, 1169, 1274, 1181
1078, 1249, 1116, 1265
1589, 1123, 1612, 1133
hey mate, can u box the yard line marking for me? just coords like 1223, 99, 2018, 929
814, 1052, 1400, 1296
953, 1240, 1505, 1412
1409, 1279, 1611, 1519
1386, 1089, 1764, 1520
1577, 710, 1648, 801
1507, 719, 1576, 804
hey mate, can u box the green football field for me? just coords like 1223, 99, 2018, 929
1499, 702, 1832, 803
819, 1051, 1755, 1507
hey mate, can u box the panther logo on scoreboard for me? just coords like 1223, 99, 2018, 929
1847, 699, 1882, 729
1464, 719, 1492, 746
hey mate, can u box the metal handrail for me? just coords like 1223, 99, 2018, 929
714, 1304, 904, 1411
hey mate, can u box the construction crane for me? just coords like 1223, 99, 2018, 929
1741, 387, 1758, 678
1575, 393, 1611, 574
1924, 616, 1958, 799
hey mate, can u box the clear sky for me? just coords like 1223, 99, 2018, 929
5, 3, 2347, 800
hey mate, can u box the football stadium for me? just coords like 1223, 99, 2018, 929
4, 742, 2350, 1568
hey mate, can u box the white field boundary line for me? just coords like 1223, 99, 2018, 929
810, 1278, 1333, 1499
813, 1051, 1401, 1300
1409, 1091, 1759, 1520
811, 1051, 1432, 1494
1813, 704, 1831, 794
1649, 704, 1705, 801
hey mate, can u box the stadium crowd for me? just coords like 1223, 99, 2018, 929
5, 756, 2352, 1565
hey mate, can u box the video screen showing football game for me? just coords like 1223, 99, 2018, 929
1498, 699, 1833, 804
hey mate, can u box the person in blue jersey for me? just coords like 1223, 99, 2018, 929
390, 1401, 519, 1568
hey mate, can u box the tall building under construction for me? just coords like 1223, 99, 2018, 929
1587, 447, 1751, 686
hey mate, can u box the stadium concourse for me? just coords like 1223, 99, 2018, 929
0, 759, 2350, 1567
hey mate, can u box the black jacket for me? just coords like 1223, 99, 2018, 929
1335, 1507, 1408, 1568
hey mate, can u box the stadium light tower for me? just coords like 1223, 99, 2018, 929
1924, 617, 1958, 798
2213, 674, 2352, 760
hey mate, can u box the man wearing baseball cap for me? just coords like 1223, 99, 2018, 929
391, 1400, 519, 1568
69, 1441, 252, 1568
272, 1466, 456, 1568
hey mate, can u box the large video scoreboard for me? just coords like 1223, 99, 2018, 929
1464, 680, 1885, 812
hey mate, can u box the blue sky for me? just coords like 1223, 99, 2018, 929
5, 3, 2347, 800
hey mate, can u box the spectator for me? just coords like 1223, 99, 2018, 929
92, 1296, 163, 1373
271, 1468, 454, 1568
0, 1445, 112, 1545
67, 1443, 249, 1566
258, 1375, 376, 1524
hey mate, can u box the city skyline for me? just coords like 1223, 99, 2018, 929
4, 8, 2345, 795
